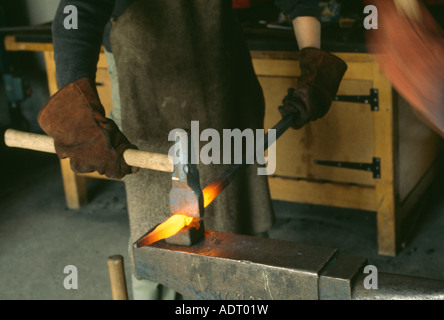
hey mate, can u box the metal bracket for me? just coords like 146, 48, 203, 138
334, 89, 379, 111
314, 157, 381, 179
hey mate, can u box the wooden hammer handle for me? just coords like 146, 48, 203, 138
4, 129, 174, 173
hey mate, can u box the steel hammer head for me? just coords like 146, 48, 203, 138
169, 130, 204, 219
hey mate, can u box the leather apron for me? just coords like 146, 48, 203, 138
110, 0, 275, 248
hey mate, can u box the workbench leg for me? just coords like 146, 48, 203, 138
376, 204, 398, 256
60, 159, 88, 209
373, 64, 399, 257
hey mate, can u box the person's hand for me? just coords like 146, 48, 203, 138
38, 77, 139, 179
278, 47, 347, 129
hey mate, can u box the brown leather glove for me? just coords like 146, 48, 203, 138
38, 77, 138, 179
278, 47, 348, 129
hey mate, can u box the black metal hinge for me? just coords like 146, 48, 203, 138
334, 89, 379, 111
314, 157, 381, 179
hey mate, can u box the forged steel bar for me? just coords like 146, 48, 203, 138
202, 113, 296, 207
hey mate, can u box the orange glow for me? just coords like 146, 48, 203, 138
137, 214, 194, 247
202, 180, 225, 208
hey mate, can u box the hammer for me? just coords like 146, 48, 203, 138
135, 113, 297, 247
4, 113, 296, 246
166, 112, 297, 220
367, 0, 444, 137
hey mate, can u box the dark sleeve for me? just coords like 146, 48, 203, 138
274, 0, 321, 21
52, 0, 115, 88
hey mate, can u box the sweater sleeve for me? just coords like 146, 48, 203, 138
51, 0, 115, 88
274, 0, 321, 21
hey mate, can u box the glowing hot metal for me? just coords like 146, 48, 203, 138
135, 214, 194, 247
202, 113, 296, 208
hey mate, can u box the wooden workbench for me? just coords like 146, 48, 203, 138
5, 35, 442, 256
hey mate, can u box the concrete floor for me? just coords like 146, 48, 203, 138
1, 146, 443, 300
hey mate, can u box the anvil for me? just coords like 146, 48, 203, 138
133, 230, 444, 300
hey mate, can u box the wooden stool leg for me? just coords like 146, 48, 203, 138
107, 255, 129, 300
